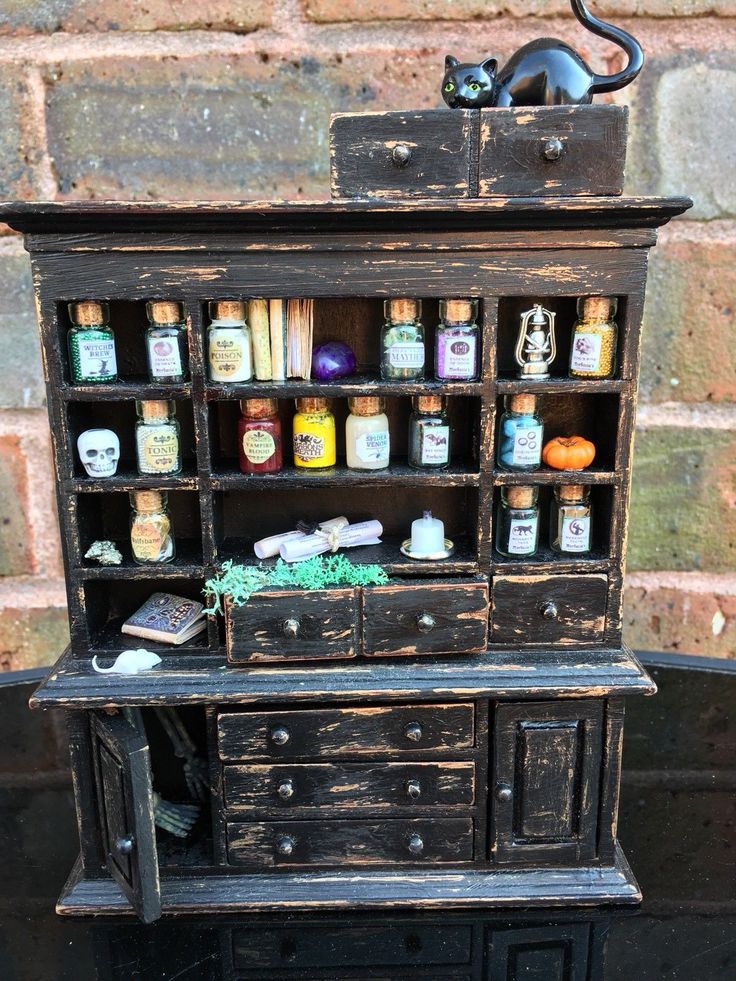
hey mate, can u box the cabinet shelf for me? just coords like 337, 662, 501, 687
210, 462, 480, 490
493, 469, 618, 486
78, 540, 204, 578
206, 374, 484, 399
491, 544, 611, 574
68, 469, 199, 493
496, 376, 626, 394
61, 378, 193, 401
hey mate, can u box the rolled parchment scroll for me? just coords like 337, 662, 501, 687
253, 516, 348, 560
279, 519, 383, 563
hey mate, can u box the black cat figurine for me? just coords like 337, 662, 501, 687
441, 0, 643, 108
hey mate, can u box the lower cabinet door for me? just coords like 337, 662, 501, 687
227, 817, 474, 867
492, 700, 604, 865
89, 711, 161, 923
487, 923, 594, 981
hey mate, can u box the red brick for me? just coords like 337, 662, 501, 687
624, 581, 735, 658
305, 1, 733, 21
0, 436, 33, 576
640, 226, 736, 403
0, 604, 69, 671
0, 0, 273, 34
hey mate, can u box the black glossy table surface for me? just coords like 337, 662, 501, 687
1, 653, 734, 980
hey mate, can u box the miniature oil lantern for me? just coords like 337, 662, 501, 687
515, 303, 556, 379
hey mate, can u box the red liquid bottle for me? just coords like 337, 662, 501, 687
238, 398, 283, 474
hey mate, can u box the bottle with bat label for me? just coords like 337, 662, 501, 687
408, 394, 451, 470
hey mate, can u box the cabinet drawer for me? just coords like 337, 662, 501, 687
231, 922, 473, 971
227, 818, 474, 867
363, 579, 489, 656
491, 574, 608, 645
478, 105, 627, 196
225, 588, 358, 663
223, 761, 476, 813
218, 704, 475, 761
330, 110, 473, 199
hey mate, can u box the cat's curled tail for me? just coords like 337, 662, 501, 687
571, 0, 644, 94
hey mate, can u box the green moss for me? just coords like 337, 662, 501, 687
204, 555, 389, 615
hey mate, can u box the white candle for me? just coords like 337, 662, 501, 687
410, 510, 445, 555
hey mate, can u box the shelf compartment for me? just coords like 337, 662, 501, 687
210, 463, 480, 490
207, 394, 480, 476
493, 469, 617, 486
61, 379, 193, 401
69, 470, 199, 493
496, 377, 626, 395
205, 375, 484, 399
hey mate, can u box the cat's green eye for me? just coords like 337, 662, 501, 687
469, 82, 481, 92
444, 82, 455, 92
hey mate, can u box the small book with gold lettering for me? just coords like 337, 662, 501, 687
121, 592, 206, 645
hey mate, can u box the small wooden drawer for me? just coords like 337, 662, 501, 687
225, 587, 358, 663
363, 579, 489, 657
226, 817, 474, 867
223, 761, 476, 813
330, 109, 473, 199
490, 574, 608, 645
217, 704, 475, 761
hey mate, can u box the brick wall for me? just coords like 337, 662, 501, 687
0, 1, 733, 668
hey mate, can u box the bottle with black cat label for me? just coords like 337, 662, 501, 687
495, 485, 539, 557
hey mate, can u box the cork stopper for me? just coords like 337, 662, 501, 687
442, 299, 474, 322
139, 399, 171, 422
296, 397, 329, 413
414, 394, 444, 413
508, 393, 537, 414
559, 483, 586, 502
131, 489, 164, 513
240, 397, 277, 418
69, 301, 106, 326
582, 296, 614, 321
210, 300, 246, 322
147, 300, 183, 325
388, 298, 419, 323
505, 485, 536, 508
349, 396, 383, 416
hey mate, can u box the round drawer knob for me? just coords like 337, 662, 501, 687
270, 725, 291, 746
114, 836, 135, 856
408, 833, 424, 856
406, 779, 422, 801
415, 612, 436, 634
542, 137, 564, 161
540, 601, 559, 620
391, 144, 412, 168
496, 784, 513, 803
277, 835, 296, 856
277, 778, 295, 800
282, 618, 300, 639
404, 722, 423, 743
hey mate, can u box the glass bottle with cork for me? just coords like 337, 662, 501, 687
135, 400, 182, 476
435, 298, 479, 381
293, 397, 336, 470
569, 296, 618, 379
550, 484, 593, 554
380, 298, 425, 381
497, 393, 543, 471
495, 486, 539, 557
408, 394, 451, 469
238, 398, 283, 474
207, 300, 253, 383
67, 301, 117, 384
130, 490, 175, 564
345, 396, 390, 471
145, 301, 188, 384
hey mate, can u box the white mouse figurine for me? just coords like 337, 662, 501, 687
92, 649, 162, 675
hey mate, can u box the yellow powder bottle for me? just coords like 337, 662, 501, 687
569, 296, 618, 379
292, 397, 336, 470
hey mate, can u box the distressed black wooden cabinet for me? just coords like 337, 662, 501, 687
2, 194, 690, 922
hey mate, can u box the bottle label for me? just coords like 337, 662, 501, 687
511, 424, 542, 467
131, 519, 167, 561
421, 425, 450, 465
243, 429, 276, 464
293, 431, 325, 461
74, 335, 117, 380
561, 514, 591, 552
136, 426, 180, 474
209, 330, 251, 381
570, 332, 603, 373
148, 336, 182, 379
507, 515, 538, 555
355, 430, 390, 464
437, 335, 476, 379
388, 342, 424, 369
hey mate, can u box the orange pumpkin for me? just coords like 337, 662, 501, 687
542, 435, 596, 471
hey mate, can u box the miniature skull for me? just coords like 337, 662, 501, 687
77, 428, 120, 477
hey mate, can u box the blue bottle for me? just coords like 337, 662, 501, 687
497, 393, 543, 471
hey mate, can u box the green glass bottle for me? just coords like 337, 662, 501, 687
67, 301, 117, 384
